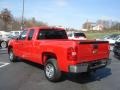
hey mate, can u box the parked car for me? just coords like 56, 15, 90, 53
9, 31, 22, 37
103, 34, 120, 45
0, 30, 22, 48
8, 26, 110, 82
68, 32, 87, 40
96, 34, 120, 45
113, 39, 120, 57
96, 35, 110, 41
0, 31, 9, 48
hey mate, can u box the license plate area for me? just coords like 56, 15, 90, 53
89, 60, 106, 69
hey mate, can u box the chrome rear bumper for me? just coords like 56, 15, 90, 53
69, 59, 111, 73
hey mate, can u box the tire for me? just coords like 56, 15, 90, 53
44, 58, 61, 82
0, 41, 7, 48
9, 49, 17, 62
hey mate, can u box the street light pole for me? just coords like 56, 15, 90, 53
21, 0, 24, 30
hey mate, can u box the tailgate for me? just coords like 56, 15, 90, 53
77, 41, 109, 63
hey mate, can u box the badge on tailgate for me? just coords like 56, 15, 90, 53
92, 44, 98, 54
92, 49, 98, 54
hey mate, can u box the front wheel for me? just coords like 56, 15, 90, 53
44, 58, 61, 82
9, 49, 17, 62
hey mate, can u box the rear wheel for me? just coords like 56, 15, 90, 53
44, 58, 61, 82
9, 49, 17, 62
1, 41, 7, 48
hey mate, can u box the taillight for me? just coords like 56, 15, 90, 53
67, 47, 77, 61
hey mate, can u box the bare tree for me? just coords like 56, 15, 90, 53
24, 17, 48, 28
0, 8, 13, 31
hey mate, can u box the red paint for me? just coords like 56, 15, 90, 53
8, 26, 110, 72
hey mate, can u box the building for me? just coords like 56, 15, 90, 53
82, 20, 104, 31
92, 24, 104, 31
82, 20, 96, 31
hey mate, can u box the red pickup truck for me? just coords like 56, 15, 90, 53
8, 26, 110, 82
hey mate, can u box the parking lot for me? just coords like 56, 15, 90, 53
0, 48, 120, 90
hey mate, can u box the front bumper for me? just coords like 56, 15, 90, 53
69, 59, 111, 73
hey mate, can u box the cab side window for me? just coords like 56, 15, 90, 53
27, 29, 35, 40
18, 30, 27, 40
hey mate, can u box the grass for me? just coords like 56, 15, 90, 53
84, 30, 120, 39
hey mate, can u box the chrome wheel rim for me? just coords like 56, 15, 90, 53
1, 41, 6, 48
9, 51, 13, 61
45, 63, 54, 79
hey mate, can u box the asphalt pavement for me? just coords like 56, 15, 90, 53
0, 48, 120, 90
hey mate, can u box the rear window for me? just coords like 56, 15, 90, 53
74, 33, 86, 37
37, 29, 68, 40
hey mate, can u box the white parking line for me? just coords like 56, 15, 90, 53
0, 62, 10, 68
0, 48, 7, 50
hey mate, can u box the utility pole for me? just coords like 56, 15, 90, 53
21, 0, 24, 30
118, 22, 120, 31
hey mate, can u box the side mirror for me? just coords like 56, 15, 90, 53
14, 36, 19, 40
16, 37, 19, 40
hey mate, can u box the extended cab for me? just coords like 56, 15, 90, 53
8, 26, 110, 82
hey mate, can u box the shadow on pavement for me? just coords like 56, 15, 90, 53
17, 59, 112, 84
64, 68, 112, 84
22, 60, 44, 70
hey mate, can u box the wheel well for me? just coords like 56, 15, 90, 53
8, 46, 13, 53
42, 52, 57, 65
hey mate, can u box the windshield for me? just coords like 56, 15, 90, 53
107, 34, 119, 40
114, 35, 120, 40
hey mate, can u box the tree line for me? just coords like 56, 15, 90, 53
0, 8, 47, 31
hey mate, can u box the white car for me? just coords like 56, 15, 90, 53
0, 31, 9, 48
9, 31, 22, 37
67, 32, 87, 40
96, 35, 110, 41
104, 34, 120, 45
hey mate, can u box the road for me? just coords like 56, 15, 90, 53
0, 48, 120, 90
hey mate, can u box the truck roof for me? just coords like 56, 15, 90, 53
25, 26, 65, 31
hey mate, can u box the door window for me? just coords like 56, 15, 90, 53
27, 29, 35, 40
18, 30, 27, 40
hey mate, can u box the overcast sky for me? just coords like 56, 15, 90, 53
0, 0, 120, 29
